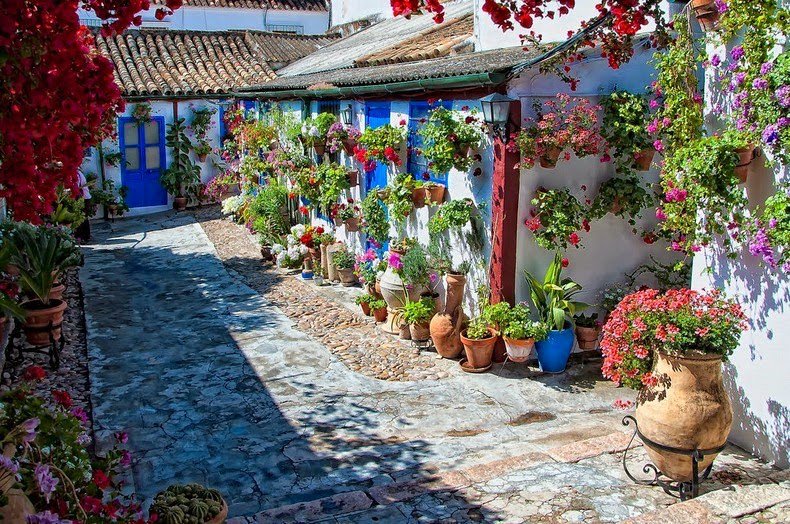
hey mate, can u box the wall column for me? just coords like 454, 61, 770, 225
488, 100, 521, 306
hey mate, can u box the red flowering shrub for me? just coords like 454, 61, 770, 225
0, 1, 182, 223
601, 288, 748, 390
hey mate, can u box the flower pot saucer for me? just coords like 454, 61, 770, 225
459, 359, 492, 374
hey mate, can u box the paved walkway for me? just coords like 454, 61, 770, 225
82, 213, 787, 522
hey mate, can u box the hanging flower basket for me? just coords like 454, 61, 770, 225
344, 217, 360, 232
412, 187, 427, 208
342, 138, 357, 155
632, 148, 655, 171
539, 147, 563, 169
313, 142, 327, 156
691, 0, 720, 32
734, 144, 755, 184
425, 183, 446, 205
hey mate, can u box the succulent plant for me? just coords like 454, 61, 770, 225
150, 484, 225, 524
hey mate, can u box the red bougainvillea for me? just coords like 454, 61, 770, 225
0, 1, 180, 223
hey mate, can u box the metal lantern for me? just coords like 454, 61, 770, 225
340, 105, 353, 125
479, 93, 516, 140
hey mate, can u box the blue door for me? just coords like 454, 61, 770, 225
365, 102, 391, 191
119, 116, 167, 208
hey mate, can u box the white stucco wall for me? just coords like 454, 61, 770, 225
81, 98, 229, 218
330, 0, 392, 26
691, 39, 790, 468
510, 45, 681, 330
78, 7, 329, 34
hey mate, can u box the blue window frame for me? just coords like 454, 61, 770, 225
316, 100, 340, 116
407, 100, 452, 183
218, 104, 228, 141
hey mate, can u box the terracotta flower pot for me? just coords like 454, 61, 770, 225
198, 153, 208, 162
460, 329, 497, 369
575, 326, 601, 350
319, 244, 330, 279
342, 138, 357, 156
22, 299, 67, 346
313, 142, 326, 156
206, 500, 229, 524
503, 337, 535, 363
376, 188, 390, 201
412, 187, 427, 208
734, 145, 755, 183
261, 245, 272, 261
48, 282, 66, 302
539, 147, 562, 169
636, 351, 732, 482
633, 148, 656, 171
610, 196, 623, 215
426, 184, 446, 204
344, 217, 360, 232
347, 170, 359, 187
458, 144, 472, 157
308, 247, 320, 261
373, 307, 388, 323
409, 322, 431, 342
360, 302, 372, 316
430, 273, 467, 358
374, 280, 382, 297
173, 197, 188, 211
337, 268, 357, 287
333, 217, 343, 227
691, 0, 720, 31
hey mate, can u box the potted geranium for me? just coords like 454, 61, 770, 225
601, 288, 747, 482
417, 107, 485, 175
525, 252, 589, 373
337, 202, 362, 232
502, 304, 548, 362
401, 297, 435, 342
8, 223, 82, 347
525, 188, 587, 251
601, 91, 654, 171
327, 122, 362, 155
333, 248, 357, 286
574, 313, 601, 350
460, 317, 496, 371
511, 94, 605, 169
589, 175, 654, 229
301, 113, 337, 155
357, 124, 407, 172
193, 140, 213, 162
151, 484, 228, 524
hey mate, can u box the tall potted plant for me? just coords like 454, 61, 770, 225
8, 223, 82, 346
601, 288, 747, 482
525, 252, 589, 373
162, 118, 201, 211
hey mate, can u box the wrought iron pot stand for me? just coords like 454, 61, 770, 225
4, 320, 66, 372
621, 415, 726, 500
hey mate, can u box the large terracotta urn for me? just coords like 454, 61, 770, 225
326, 243, 344, 282
430, 273, 467, 358
379, 266, 424, 334
635, 351, 732, 482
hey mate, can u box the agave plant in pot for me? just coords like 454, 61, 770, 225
525, 252, 589, 373
401, 296, 436, 343
150, 483, 228, 524
460, 317, 496, 372
502, 304, 548, 363
601, 288, 747, 483
9, 223, 82, 347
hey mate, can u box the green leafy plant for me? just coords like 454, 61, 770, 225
49, 185, 85, 229
355, 293, 374, 306
361, 191, 390, 245
400, 243, 431, 288
131, 102, 152, 124
574, 312, 599, 328
369, 298, 387, 311
590, 175, 654, 228
524, 252, 589, 331
150, 483, 225, 524
91, 179, 130, 216
193, 140, 212, 157
249, 181, 289, 238
503, 304, 548, 341
428, 198, 484, 253
332, 248, 356, 270
191, 107, 215, 137
659, 130, 751, 257
401, 297, 435, 325
358, 124, 407, 163
526, 188, 586, 250
600, 282, 629, 314
161, 118, 201, 199
417, 107, 484, 174
315, 162, 351, 209
482, 301, 511, 335
384, 173, 415, 226
601, 91, 652, 167
427, 239, 471, 275
301, 113, 337, 147
465, 317, 492, 340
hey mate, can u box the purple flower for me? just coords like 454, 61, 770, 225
731, 72, 746, 88
120, 450, 133, 468
69, 407, 89, 424
649, 99, 660, 110
21, 418, 40, 443
429, 272, 438, 284
737, 118, 749, 131
114, 431, 129, 444
387, 253, 403, 271
762, 124, 780, 145
710, 54, 721, 67
749, 227, 777, 268
731, 46, 744, 61
769, 218, 778, 229
653, 139, 664, 152
714, 0, 728, 12
77, 432, 92, 446
0, 456, 19, 476
656, 208, 667, 220
646, 119, 659, 134
760, 62, 774, 75
26, 511, 71, 524
753, 78, 769, 90
665, 188, 688, 203
776, 85, 790, 108
34, 464, 58, 502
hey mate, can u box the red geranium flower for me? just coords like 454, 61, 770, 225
23, 365, 46, 382
52, 390, 73, 409
92, 469, 111, 490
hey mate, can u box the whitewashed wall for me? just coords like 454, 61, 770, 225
330, 0, 392, 26
691, 39, 790, 468
78, 7, 329, 34
81, 98, 228, 217
510, 45, 681, 329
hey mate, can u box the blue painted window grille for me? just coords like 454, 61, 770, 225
407, 100, 452, 183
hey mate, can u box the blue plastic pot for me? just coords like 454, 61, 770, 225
301, 270, 314, 280
535, 326, 575, 373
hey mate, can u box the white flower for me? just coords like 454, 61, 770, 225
271, 243, 285, 254
221, 195, 245, 215
298, 244, 308, 255
308, 126, 320, 137
291, 224, 306, 237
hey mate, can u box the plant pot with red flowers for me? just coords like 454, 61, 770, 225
460, 320, 496, 371
370, 299, 388, 322
336, 202, 362, 233
574, 313, 601, 350
8, 222, 82, 348
601, 288, 748, 483
691, 0, 720, 31
342, 139, 357, 155
417, 106, 484, 175
539, 147, 563, 168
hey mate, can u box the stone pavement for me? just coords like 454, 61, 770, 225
81, 212, 787, 522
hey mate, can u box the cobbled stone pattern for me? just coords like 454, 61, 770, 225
194, 206, 452, 382
1, 268, 94, 435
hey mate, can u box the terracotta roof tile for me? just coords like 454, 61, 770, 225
354, 14, 473, 67
152, 0, 328, 11
95, 29, 338, 97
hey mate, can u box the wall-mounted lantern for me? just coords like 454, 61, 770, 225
339, 105, 353, 126
479, 93, 517, 141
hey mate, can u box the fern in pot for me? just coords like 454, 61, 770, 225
525, 252, 589, 373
